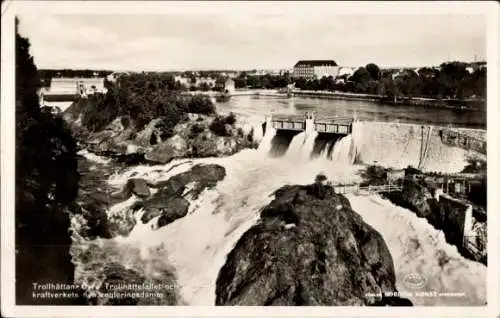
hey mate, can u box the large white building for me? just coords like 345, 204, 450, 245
48, 77, 106, 95
292, 60, 339, 80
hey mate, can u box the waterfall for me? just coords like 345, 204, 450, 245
330, 135, 356, 165
301, 131, 318, 160
257, 125, 276, 155
320, 140, 333, 159
285, 132, 306, 158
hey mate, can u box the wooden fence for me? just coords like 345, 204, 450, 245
333, 183, 402, 195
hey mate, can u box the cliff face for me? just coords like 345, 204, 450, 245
215, 183, 412, 306
384, 178, 486, 264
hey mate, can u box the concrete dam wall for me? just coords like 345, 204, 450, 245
436, 194, 470, 246
351, 121, 486, 173
260, 115, 485, 173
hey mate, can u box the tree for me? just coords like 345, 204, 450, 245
350, 67, 371, 93
295, 77, 307, 90
16, 17, 82, 304
396, 70, 423, 98
366, 63, 381, 80
350, 67, 371, 84
319, 76, 335, 91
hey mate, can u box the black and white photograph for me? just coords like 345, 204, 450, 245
1, 1, 499, 317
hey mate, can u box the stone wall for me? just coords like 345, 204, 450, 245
436, 194, 470, 246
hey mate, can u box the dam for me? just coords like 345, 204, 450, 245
267, 112, 353, 135
260, 112, 486, 173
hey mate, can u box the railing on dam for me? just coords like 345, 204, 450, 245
269, 112, 354, 134
333, 183, 403, 195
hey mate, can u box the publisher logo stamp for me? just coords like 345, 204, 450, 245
402, 273, 427, 290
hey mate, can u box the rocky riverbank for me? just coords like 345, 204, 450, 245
70, 159, 228, 305
63, 98, 258, 165
72, 158, 227, 240
215, 177, 412, 306
383, 178, 487, 265
358, 165, 487, 265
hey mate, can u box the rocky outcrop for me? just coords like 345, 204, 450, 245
215, 180, 412, 306
114, 178, 151, 200
64, 101, 257, 165
86, 117, 142, 155
145, 134, 188, 163
145, 114, 257, 164
89, 262, 179, 305
138, 164, 226, 228
396, 179, 435, 219
73, 159, 226, 240
384, 178, 487, 265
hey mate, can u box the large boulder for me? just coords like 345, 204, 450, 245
85, 117, 137, 156
141, 197, 190, 225
139, 164, 226, 229
135, 118, 171, 148
114, 178, 150, 200
145, 135, 188, 164
189, 131, 219, 157
385, 179, 434, 220
215, 182, 412, 306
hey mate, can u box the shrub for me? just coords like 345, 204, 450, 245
188, 94, 216, 115
225, 112, 237, 125
237, 127, 244, 137
189, 123, 205, 139
247, 127, 254, 144
404, 165, 422, 176
359, 165, 388, 186
209, 113, 237, 137
209, 115, 230, 137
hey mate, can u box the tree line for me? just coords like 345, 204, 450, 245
80, 72, 216, 133
295, 62, 486, 100
227, 62, 486, 101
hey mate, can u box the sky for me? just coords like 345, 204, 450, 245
16, 4, 487, 71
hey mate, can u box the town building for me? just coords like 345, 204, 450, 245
338, 67, 355, 78
224, 79, 236, 93
195, 77, 216, 88
43, 77, 106, 100
292, 60, 339, 80
174, 75, 190, 87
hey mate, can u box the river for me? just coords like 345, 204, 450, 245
70, 96, 487, 306
216, 95, 486, 129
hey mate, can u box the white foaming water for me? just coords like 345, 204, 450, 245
330, 135, 356, 165
347, 195, 486, 306
320, 140, 333, 159
300, 131, 319, 161
72, 147, 367, 305
257, 125, 276, 155
77, 149, 112, 165
72, 117, 486, 306
107, 159, 196, 188
285, 131, 306, 158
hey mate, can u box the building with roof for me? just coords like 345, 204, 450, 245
292, 60, 339, 80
